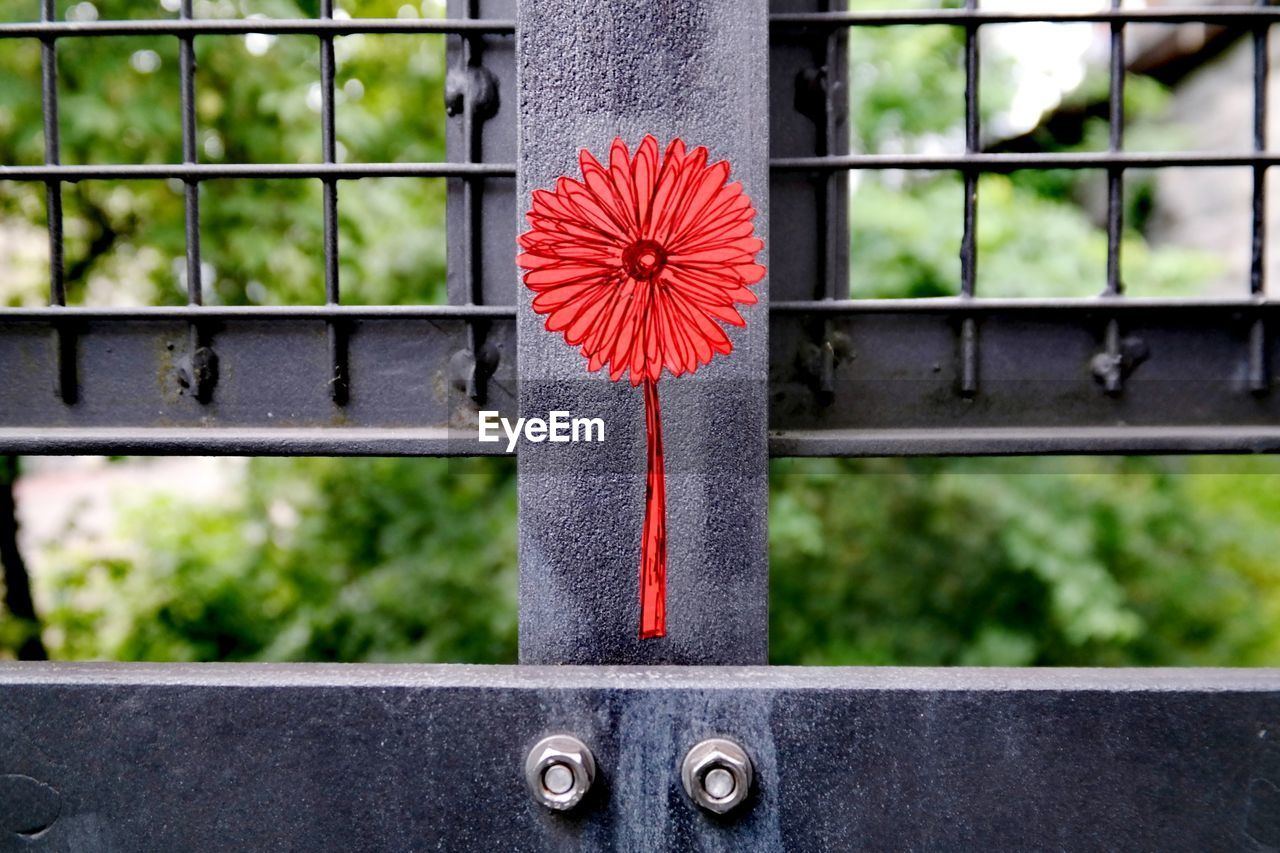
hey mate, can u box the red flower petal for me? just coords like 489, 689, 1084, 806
518, 136, 764, 384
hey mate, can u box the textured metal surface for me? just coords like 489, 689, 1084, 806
515, 0, 770, 665
2, 663, 1280, 851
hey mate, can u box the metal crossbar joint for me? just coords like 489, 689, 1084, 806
796, 327, 850, 407
176, 335, 219, 405
1250, 318, 1270, 395
1091, 325, 1149, 396
445, 64, 499, 121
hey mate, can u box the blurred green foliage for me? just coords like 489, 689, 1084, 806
3, 0, 1278, 666
771, 457, 1280, 666
42, 458, 517, 661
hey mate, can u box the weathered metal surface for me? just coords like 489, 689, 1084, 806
515, 0, 771, 665
1, 664, 1278, 851
0, 308, 517, 456
769, 299, 1280, 456
2, 301, 1277, 456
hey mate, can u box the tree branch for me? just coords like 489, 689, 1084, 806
0, 455, 47, 660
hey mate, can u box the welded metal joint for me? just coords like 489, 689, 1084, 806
797, 328, 850, 406
681, 738, 754, 815
449, 332, 500, 402
446, 1, 500, 405
524, 735, 595, 811
793, 63, 830, 126
177, 337, 219, 404
1091, 326, 1148, 396
445, 64, 499, 121
51, 320, 77, 405
959, 316, 979, 398
1249, 318, 1270, 395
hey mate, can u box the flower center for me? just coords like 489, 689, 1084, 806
622, 240, 668, 281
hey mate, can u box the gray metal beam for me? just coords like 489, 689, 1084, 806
2, 663, 1279, 850
2, 301, 1277, 456
514, 0, 771, 664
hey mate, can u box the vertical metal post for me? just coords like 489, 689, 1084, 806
517, 0, 770, 664
1249, 6, 1270, 394
1100, 0, 1127, 396
959, 0, 980, 397
319, 0, 348, 404
178, 0, 216, 403
40, 0, 74, 404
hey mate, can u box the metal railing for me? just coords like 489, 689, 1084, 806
1, 1, 1277, 456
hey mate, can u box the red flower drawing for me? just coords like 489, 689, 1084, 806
517, 135, 764, 639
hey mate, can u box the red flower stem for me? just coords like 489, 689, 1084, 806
639, 377, 667, 639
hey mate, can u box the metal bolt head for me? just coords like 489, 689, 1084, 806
681, 737, 753, 814
524, 735, 595, 811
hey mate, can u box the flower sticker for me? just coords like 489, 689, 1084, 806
518, 135, 764, 639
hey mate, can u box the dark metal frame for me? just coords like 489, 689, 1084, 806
2, 4, 1278, 455
5, 4, 1280, 848
3, 663, 1279, 848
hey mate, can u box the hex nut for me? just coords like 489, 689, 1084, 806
524, 735, 596, 811
681, 737, 753, 814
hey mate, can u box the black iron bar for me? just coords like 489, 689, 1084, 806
771, 8, 1280, 27
2, 297, 1274, 321
319, 0, 347, 404
0, 304, 517, 320
769, 296, 1273, 313
1106, 0, 1124, 296
1250, 4, 1270, 394
180, 0, 200, 309
39, 0, 73, 404
819, 17, 842, 301
460, 0, 490, 403
1101, 0, 1125, 396
770, 152, 1280, 171
9, 154, 1280, 182
0, 19, 515, 38
179, 0, 212, 404
958, 0, 980, 397
0, 163, 514, 180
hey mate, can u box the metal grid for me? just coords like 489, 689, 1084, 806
1, 3, 1279, 455
771, 3, 1276, 395
1, 1, 516, 414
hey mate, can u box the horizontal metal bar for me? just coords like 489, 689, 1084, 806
4, 155, 1265, 184
3, 426, 1274, 458
770, 296, 1274, 313
2, 303, 1278, 457
771, 7, 1280, 27
6, 662, 1277, 690
0, 304, 516, 320
0, 163, 515, 181
0, 298, 1268, 321
772, 426, 1280, 456
0, 426, 496, 456
771, 152, 1280, 172
0, 18, 516, 38
0, 663, 1277, 849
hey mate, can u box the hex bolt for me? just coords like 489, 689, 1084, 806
681, 737, 753, 814
524, 735, 596, 811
